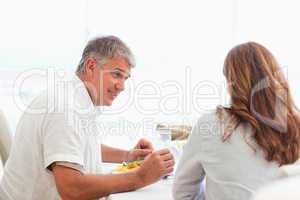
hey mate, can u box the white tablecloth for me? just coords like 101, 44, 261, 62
110, 178, 174, 200
101, 138, 183, 200
102, 162, 174, 200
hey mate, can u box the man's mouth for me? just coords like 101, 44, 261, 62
108, 90, 118, 99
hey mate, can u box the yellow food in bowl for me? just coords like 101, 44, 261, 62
112, 161, 142, 174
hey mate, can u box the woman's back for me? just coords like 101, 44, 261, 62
173, 111, 285, 200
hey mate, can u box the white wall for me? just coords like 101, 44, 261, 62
1, 0, 300, 144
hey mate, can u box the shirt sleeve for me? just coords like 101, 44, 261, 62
173, 114, 214, 200
42, 112, 84, 171
54, 161, 85, 174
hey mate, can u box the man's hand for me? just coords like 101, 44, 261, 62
127, 138, 154, 162
134, 148, 175, 187
134, 138, 154, 150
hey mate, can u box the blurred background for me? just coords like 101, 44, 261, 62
1, 0, 300, 147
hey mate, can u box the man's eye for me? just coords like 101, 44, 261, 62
111, 71, 122, 78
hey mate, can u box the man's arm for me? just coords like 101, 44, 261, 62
101, 144, 129, 163
52, 164, 141, 200
52, 149, 175, 200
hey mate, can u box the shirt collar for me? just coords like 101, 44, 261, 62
70, 75, 102, 118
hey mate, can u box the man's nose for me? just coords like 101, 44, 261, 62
115, 80, 125, 91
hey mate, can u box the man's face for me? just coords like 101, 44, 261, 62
91, 57, 131, 106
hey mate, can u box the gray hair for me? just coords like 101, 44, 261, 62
76, 36, 135, 75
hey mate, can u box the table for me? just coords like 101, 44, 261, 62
110, 178, 174, 200
101, 138, 184, 200
102, 163, 174, 200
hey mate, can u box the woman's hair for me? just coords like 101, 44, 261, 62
219, 42, 300, 165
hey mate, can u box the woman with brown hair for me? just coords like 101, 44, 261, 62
173, 42, 300, 200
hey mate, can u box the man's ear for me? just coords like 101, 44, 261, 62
84, 57, 97, 76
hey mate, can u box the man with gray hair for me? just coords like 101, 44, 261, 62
0, 36, 175, 200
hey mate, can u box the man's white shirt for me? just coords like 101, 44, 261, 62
0, 76, 104, 200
